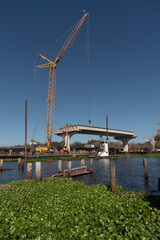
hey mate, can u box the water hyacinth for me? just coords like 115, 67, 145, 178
0, 178, 159, 239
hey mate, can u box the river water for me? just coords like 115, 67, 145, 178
0, 157, 160, 193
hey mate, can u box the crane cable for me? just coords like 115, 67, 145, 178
32, 99, 45, 141
86, 16, 92, 142
32, 56, 46, 142
87, 16, 91, 123
40, 20, 79, 56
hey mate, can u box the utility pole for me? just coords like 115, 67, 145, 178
25, 100, 27, 161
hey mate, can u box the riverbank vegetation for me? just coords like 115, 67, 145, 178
28, 155, 89, 162
3, 155, 89, 162
0, 178, 160, 239
117, 153, 160, 158
3, 152, 160, 162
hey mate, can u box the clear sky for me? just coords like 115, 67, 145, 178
1, 0, 160, 146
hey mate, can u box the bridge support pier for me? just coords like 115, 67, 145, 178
121, 138, 130, 152
64, 134, 72, 151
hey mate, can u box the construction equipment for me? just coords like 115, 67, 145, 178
35, 13, 88, 149
60, 123, 72, 154
60, 146, 72, 154
30, 139, 48, 153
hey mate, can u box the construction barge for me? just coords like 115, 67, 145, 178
43, 166, 91, 181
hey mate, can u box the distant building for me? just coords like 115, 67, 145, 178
128, 148, 145, 153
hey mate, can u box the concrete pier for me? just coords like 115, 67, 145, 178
36, 162, 41, 181
0, 159, 3, 171
89, 158, 93, 173
65, 135, 71, 151
68, 160, 71, 176
27, 162, 32, 179
18, 158, 21, 168
120, 138, 129, 152
81, 159, 85, 166
58, 160, 62, 173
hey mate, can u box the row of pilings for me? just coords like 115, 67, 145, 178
0, 158, 160, 192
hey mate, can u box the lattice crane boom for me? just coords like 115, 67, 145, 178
35, 13, 88, 149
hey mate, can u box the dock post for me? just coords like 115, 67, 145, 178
81, 159, 85, 166
143, 158, 148, 178
145, 177, 149, 192
21, 159, 24, 169
0, 159, 3, 171
58, 160, 62, 173
27, 162, 32, 179
89, 158, 93, 173
18, 158, 21, 168
36, 162, 41, 181
68, 160, 71, 176
110, 163, 116, 192
158, 178, 160, 191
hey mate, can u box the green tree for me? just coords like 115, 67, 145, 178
87, 139, 101, 148
155, 135, 160, 149
71, 141, 84, 148
51, 141, 64, 149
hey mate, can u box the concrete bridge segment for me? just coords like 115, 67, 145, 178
55, 125, 136, 152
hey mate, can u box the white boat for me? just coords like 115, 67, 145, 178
98, 139, 109, 157
97, 115, 113, 159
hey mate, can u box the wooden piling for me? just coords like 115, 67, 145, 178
21, 159, 24, 169
0, 159, 3, 171
58, 160, 62, 173
145, 177, 149, 192
158, 178, 160, 191
18, 158, 21, 168
89, 158, 93, 173
68, 160, 71, 176
27, 162, 32, 179
143, 158, 148, 178
36, 162, 41, 181
81, 159, 85, 166
110, 163, 116, 192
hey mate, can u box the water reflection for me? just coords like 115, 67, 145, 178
0, 171, 2, 182
63, 160, 68, 169
44, 161, 54, 176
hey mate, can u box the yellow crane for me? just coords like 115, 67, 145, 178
35, 13, 88, 149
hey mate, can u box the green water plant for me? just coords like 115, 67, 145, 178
0, 178, 160, 239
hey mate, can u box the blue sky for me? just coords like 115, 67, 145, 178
1, 0, 160, 146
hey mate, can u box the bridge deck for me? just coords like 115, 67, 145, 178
55, 124, 136, 139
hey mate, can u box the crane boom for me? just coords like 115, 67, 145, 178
46, 66, 56, 148
35, 13, 88, 149
55, 13, 88, 65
